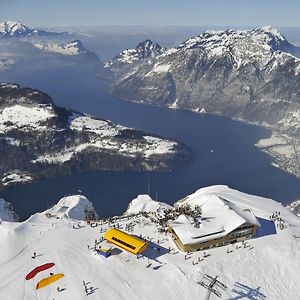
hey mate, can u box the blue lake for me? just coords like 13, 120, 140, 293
1, 61, 300, 220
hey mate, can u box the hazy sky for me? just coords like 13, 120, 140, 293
1, 0, 300, 27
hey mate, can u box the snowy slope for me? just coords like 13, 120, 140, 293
125, 194, 172, 215
0, 185, 299, 299
0, 104, 56, 133
45, 194, 99, 220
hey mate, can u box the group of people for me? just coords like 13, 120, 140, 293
270, 211, 286, 230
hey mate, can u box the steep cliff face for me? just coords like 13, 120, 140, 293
104, 27, 300, 136
0, 83, 190, 189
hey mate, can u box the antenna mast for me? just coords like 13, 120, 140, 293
147, 181, 151, 196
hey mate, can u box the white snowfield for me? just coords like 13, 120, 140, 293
69, 114, 125, 137
2, 171, 33, 187
145, 63, 171, 77
0, 104, 56, 133
34, 40, 88, 56
0, 185, 299, 299
142, 136, 177, 157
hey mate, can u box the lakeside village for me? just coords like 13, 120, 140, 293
25, 190, 289, 296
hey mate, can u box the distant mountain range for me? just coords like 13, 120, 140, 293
0, 21, 68, 38
0, 22, 100, 69
0, 83, 189, 189
33, 39, 99, 60
102, 26, 300, 137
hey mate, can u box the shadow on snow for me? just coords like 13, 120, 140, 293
229, 282, 266, 300
254, 217, 276, 239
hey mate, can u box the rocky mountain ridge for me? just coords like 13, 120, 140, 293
103, 26, 300, 138
103, 39, 167, 78
0, 21, 67, 38
0, 83, 190, 190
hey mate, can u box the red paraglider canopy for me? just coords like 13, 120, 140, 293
26, 263, 55, 280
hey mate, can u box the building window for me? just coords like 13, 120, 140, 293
112, 236, 136, 250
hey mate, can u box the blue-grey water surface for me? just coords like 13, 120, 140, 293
1, 61, 300, 220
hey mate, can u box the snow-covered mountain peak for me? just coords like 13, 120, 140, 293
135, 39, 167, 58
252, 26, 285, 40
172, 26, 296, 69
0, 20, 67, 38
178, 26, 290, 54
249, 26, 291, 51
45, 194, 99, 221
0, 21, 31, 37
105, 39, 166, 67
125, 194, 172, 215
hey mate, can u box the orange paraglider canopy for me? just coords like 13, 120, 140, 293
36, 273, 64, 290
26, 263, 55, 280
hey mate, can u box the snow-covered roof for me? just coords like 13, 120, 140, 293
169, 194, 259, 245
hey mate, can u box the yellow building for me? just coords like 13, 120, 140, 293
104, 228, 148, 255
